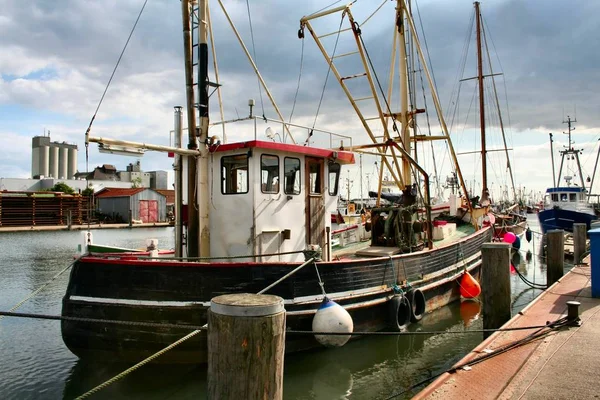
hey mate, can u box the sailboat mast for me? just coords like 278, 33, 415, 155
182, 0, 199, 257
475, 1, 487, 198
198, 0, 211, 256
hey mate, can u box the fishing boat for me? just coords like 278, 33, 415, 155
538, 117, 597, 233
452, 2, 527, 239
61, 0, 491, 364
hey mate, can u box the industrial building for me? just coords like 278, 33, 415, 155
96, 188, 167, 223
31, 135, 78, 179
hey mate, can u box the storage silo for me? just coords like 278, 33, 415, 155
39, 145, 49, 178
49, 146, 59, 178
58, 147, 68, 179
32, 146, 40, 178
67, 147, 78, 178
32, 135, 51, 178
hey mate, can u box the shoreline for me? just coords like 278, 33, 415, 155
0, 222, 172, 233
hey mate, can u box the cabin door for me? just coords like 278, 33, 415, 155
305, 157, 325, 249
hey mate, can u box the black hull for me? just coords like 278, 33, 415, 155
61, 227, 492, 364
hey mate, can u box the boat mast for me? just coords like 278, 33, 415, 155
549, 133, 556, 187
198, 0, 211, 256
399, 0, 411, 186
475, 1, 487, 201
589, 139, 600, 197
182, 0, 199, 257
557, 116, 585, 188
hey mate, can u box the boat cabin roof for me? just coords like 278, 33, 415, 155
213, 140, 355, 164
546, 187, 585, 193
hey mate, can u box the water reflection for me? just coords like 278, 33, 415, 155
459, 300, 481, 327
284, 303, 482, 399
63, 360, 204, 400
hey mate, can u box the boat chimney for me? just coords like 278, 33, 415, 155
248, 99, 255, 118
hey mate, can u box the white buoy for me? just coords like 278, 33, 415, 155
312, 297, 353, 347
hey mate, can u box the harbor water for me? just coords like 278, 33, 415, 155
0, 216, 550, 399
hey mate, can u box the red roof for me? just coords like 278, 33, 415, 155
155, 189, 175, 204
213, 140, 355, 164
96, 187, 146, 198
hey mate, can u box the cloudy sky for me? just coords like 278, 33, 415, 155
1, 0, 599, 202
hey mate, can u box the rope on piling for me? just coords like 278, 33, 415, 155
74, 329, 202, 400
0, 256, 80, 323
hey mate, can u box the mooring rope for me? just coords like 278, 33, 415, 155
0, 311, 208, 330
0, 257, 79, 322
0, 310, 571, 337
74, 329, 202, 400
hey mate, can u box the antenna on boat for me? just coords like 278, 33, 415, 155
557, 116, 585, 189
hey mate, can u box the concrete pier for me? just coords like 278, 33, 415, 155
414, 257, 599, 400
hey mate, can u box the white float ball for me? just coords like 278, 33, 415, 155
312, 297, 354, 347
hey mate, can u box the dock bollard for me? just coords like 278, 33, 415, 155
573, 223, 587, 265
566, 300, 581, 323
481, 243, 511, 338
546, 229, 565, 287
207, 293, 285, 400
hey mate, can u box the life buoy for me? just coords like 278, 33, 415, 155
407, 289, 426, 322
389, 294, 411, 331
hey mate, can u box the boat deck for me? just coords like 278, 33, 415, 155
414, 259, 599, 400
332, 223, 476, 260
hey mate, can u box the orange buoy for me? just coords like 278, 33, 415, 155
459, 271, 481, 298
460, 299, 481, 327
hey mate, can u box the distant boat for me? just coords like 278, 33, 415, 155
538, 117, 597, 233
452, 1, 527, 238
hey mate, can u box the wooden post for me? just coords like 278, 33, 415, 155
208, 293, 285, 400
67, 209, 72, 230
573, 223, 587, 265
481, 242, 511, 337
128, 209, 133, 227
547, 229, 564, 286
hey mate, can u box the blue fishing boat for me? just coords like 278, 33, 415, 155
538, 117, 597, 233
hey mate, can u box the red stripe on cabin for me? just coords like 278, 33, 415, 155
212, 140, 355, 164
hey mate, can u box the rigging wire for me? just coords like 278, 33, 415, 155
308, 0, 345, 17
288, 36, 305, 125
245, 0, 265, 118
83, 0, 148, 140
311, 15, 346, 133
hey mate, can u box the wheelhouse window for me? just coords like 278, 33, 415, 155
221, 154, 249, 194
284, 157, 301, 195
328, 162, 341, 196
261, 154, 279, 193
309, 162, 322, 194
551, 193, 558, 202
570, 193, 577, 202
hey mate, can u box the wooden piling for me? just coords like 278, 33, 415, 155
547, 229, 564, 286
573, 223, 587, 265
208, 293, 285, 400
481, 242, 511, 337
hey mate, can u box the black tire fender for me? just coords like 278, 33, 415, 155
407, 288, 426, 322
389, 294, 411, 331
